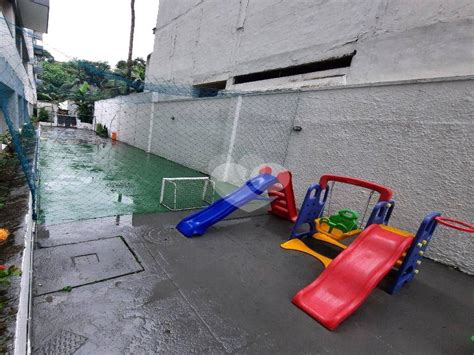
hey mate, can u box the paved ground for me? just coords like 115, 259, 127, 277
32, 209, 473, 354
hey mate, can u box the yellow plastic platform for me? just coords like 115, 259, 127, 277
281, 222, 414, 269
379, 224, 414, 238
312, 232, 347, 249
280, 239, 332, 268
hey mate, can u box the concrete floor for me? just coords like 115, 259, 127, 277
32, 210, 473, 354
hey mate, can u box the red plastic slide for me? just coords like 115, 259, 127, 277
292, 224, 413, 330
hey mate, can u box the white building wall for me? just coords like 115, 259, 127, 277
147, 0, 474, 87
94, 92, 155, 150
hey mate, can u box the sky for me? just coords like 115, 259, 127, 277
43, 0, 159, 67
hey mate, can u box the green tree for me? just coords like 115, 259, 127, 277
38, 61, 75, 101
36, 52, 145, 120
38, 107, 50, 122
70, 82, 96, 123
115, 58, 146, 81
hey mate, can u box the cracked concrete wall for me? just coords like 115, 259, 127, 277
147, 0, 474, 86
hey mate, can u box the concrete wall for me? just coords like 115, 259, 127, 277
150, 96, 232, 173
147, 0, 474, 88
95, 92, 155, 151
96, 93, 236, 174
96, 92, 299, 181
284, 78, 473, 274
95, 77, 473, 273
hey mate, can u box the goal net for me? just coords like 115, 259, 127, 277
160, 177, 216, 211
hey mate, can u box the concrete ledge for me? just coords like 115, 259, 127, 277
13, 193, 35, 355
150, 75, 474, 104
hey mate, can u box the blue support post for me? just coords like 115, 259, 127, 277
289, 183, 329, 239
388, 211, 441, 294
366, 200, 395, 226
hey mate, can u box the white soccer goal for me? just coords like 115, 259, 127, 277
160, 177, 216, 211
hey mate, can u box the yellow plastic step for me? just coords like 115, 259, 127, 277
312, 232, 348, 250
280, 238, 332, 268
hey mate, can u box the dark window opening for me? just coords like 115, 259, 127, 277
233, 51, 356, 85
193, 80, 227, 98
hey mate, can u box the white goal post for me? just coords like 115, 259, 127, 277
160, 177, 216, 211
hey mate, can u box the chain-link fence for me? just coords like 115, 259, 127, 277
37, 85, 301, 224
2, 14, 473, 278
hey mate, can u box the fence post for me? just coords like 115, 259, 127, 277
223, 95, 242, 181
147, 100, 155, 153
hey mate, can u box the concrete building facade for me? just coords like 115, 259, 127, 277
96, 1, 473, 273
146, 0, 473, 91
0, 0, 49, 133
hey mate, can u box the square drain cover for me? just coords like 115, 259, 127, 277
34, 237, 142, 295
36, 329, 87, 355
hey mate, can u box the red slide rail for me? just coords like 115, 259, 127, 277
319, 174, 393, 202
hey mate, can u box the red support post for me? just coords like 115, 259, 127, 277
319, 174, 393, 202
260, 166, 298, 222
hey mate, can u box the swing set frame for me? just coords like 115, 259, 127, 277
290, 174, 394, 240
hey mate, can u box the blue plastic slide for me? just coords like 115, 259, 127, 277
176, 173, 278, 237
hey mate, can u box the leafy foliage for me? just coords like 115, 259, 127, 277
0, 132, 14, 177
0, 266, 21, 289
115, 58, 146, 81
95, 123, 109, 138
0, 132, 11, 146
36, 53, 146, 122
37, 107, 50, 122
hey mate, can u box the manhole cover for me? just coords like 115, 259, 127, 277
34, 237, 143, 295
36, 329, 87, 355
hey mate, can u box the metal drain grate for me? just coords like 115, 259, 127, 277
36, 330, 87, 355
